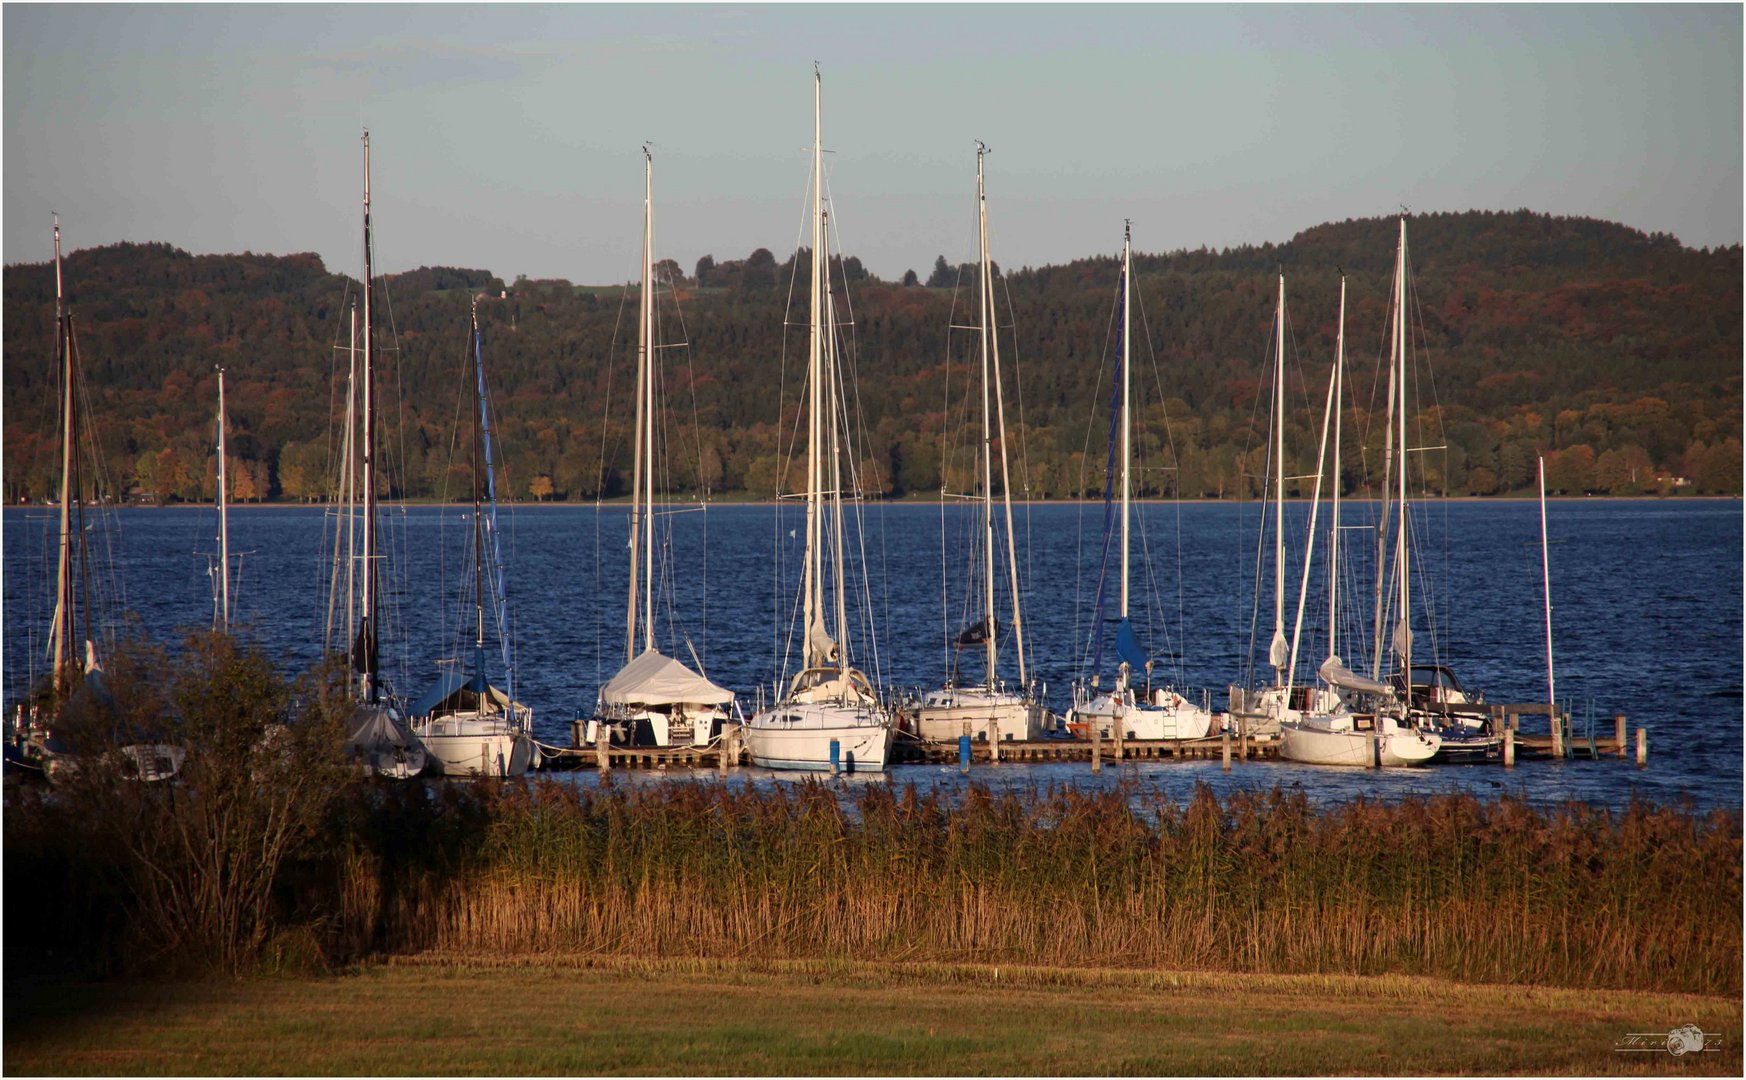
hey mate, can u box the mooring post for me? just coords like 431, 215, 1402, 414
1221, 727, 1231, 772
989, 717, 1000, 763
596, 724, 610, 772
958, 733, 971, 775
1614, 714, 1627, 758
1112, 708, 1124, 760
1636, 727, 1647, 767
1503, 725, 1515, 767
829, 738, 841, 777
717, 727, 731, 777
1090, 717, 1102, 773
1550, 707, 1564, 758
1366, 730, 1378, 769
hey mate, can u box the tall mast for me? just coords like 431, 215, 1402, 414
50, 214, 76, 696
1538, 455, 1555, 712
1394, 217, 1411, 681
359, 130, 378, 703
802, 65, 824, 669
1269, 274, 1289, 685
984, 145, 1027, 689
1329, 274, 1345, 664
216, 366, 230, 634
1119, 222, 1132, 622
471, 300, 486, 671
976, 143, 997, 687
626, 147, 653, 661
642, 151, 657, 655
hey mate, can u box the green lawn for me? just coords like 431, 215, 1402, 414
5, 956, 1738, 1075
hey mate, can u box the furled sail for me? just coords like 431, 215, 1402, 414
1318, 655, 1391, 696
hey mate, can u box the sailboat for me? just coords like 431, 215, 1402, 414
1065, 224, 1215, 744
744, 67, 893, 773
1368, 217, 1491, 760
592, 147, 735, 749
410, 297, 536, 777
1275, 269, 1438, 767
336, 131, 426, 780
8, 217, 167, 780
915, 143, 1046, 745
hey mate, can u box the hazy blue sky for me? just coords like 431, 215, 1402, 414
5, 4, 1740, 283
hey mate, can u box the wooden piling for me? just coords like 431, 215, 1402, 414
1090, 718, 1102, 773
1550, 710, 1564, 758
989, 718, 1001, 763
1365, 730, 1377, 769
1503, 726, 1515, 767
1112, 710, 1124, 760
1636, 727, 1647, 767
1221, 728, 1231, 771
596, 725, 610, 772
1614, 714, 1627, 758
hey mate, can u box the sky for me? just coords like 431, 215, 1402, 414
4, 3, 1740, 284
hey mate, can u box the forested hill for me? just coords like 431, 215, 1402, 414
3, 209, 1739, 504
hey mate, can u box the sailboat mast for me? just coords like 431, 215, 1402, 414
626, 146, 654, 662
50, 215, 75, 695
471, 301, 486, 658
803, 67, 824, 669
1271, 274, 1288, 686
977, 144, 997, 687
1539, 455, 1555, 711
360, 130, 378, 703
642, 153, 657, 655
217, 366, 230, 634
1395, 218, 1410, 682
1330, 275, 1345, 664
984, 148, 1027, 689
1119, 223, 1132, 622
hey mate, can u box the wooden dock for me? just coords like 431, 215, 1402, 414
541, 705, 1644, 772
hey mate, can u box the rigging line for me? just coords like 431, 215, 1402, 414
825, 191, 892, 687
1134, 257, 1190, 688
1240, 297, 1279, 693
594, 283, 629, 692
995, 268, 1038, 681
1072, 260, 1122, 671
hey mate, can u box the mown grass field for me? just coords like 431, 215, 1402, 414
5, 956, 1739, 1076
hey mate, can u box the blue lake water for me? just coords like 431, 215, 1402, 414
4, 499, 1739, 811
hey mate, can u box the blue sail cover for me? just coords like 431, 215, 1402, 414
1114, 617, 1147, 668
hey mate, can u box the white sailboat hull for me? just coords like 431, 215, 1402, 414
746, 702, 890, 773
1279, 717, 1441, 767
1069, 690, 1214, 742
416, 712, 535, 777
915, 689, 1042, 742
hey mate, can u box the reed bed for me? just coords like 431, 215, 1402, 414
324, 779, 1738, 996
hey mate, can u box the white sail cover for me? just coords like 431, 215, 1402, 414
1318, 655, 1392, 696
600, 649, 734, 707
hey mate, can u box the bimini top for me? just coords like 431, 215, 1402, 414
600, 649, 734, 707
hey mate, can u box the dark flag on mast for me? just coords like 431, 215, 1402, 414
954, 617, 995, 649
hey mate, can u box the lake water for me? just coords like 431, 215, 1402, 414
4, 499, 1739, 810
